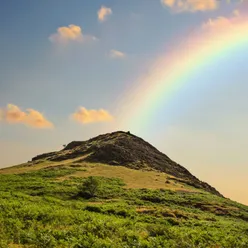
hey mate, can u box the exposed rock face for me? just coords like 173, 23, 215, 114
32, 131, 223, 197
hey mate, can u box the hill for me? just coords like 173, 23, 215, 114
0, 131, 247, 247
31, 131, 221, 196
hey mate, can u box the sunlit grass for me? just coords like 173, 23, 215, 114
0, 162, 247, 247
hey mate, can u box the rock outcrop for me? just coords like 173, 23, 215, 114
32, 131, 223, 197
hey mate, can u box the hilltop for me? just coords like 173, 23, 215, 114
31, 131, 222, 197
0, 131, 247, 247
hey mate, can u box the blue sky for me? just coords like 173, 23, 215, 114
1, 0, 248, 205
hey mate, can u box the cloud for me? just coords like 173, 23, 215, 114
0, 104, 53, 129
49, 24, 96, 44
162, 0, 175, 7
72, 107, 114, 124
202, 10, 240, 31
202, 16, 232, 30
161, 0, 218, 12
109, 49, 126, 59
98, 6, 112, 22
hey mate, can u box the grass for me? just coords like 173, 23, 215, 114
59, 162, 196, 191
0, 161, 247, 247
0, 155, 88, 175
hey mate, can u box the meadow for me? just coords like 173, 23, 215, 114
0, 163, 248, 248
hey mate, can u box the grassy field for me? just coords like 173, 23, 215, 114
0, 161, 248, 247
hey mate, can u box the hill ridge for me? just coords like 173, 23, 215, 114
31, 131, 223, 197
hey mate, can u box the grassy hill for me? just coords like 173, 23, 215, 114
0, 131, 247, 247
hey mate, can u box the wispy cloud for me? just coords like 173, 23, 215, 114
0, 104, 54, 129
202, 10, 240, 31
161, 0, 218, 13
202, 16, 232, 30
98, 6, 112, 22
49, 24, 96, 44
72, 107, 114, 124
109, 49, 126, 59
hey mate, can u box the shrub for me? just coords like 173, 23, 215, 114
79, 177, 100, 198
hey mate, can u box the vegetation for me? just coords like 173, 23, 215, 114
0, 164, 247, 247
78, 176, 100, 198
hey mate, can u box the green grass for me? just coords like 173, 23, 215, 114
0, 165, 247, 247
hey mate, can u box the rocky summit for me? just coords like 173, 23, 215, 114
32, 131, 222, 197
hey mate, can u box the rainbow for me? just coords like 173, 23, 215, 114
118, 15, 248, 131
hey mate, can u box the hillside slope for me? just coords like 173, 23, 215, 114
0, 131, 247, 247
31, 131, 222, 197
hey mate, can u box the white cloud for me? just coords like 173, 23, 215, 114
161, 0, 218, 12
49, 24, 96, 44
0, 104, 54, 129
109, 49, 126, 59
98, 6, 112, 22
202, 10, 241, 31
72, 107, 114, 124
202, 16, 232, 30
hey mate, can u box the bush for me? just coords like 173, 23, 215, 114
79, 177, 100, 198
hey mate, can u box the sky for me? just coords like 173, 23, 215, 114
1, 0, 248, 205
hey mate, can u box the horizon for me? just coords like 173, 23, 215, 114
1, 0, 248, 206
